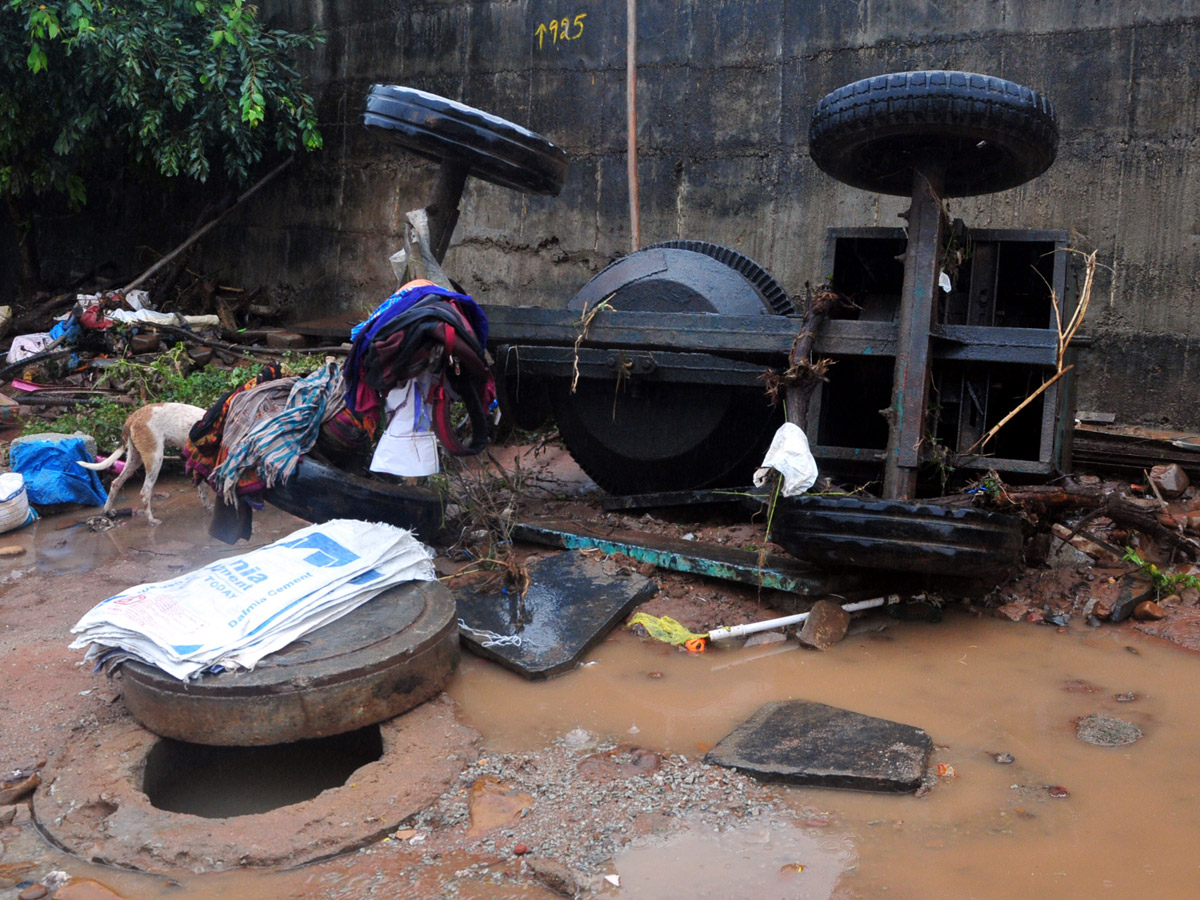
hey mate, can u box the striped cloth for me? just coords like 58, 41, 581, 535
212, 363, 344, 503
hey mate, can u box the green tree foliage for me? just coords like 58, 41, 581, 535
1, 1, 323, 292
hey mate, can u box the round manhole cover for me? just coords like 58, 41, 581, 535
121, 580, 459, 745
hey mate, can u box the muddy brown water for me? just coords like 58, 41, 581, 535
3, 482, 1200, 898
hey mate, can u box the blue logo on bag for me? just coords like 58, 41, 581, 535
279, 533, 360, 568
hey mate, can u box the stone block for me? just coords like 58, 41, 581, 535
705, 699, 932, 792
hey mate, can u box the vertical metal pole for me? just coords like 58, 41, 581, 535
425, 160, 470, 264
626, 0, 640, 252
883, 163, 946, 499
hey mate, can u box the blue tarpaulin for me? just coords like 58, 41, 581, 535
10, 438, 107, 507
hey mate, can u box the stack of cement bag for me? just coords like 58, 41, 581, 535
70, 519, 435, 680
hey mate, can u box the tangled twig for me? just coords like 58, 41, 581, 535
571, 295, 616, 394
966, 249, 1103, 455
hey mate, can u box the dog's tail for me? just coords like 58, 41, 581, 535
78, 446, 125, 471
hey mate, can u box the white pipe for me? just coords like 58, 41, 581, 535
706, 596, 889, 643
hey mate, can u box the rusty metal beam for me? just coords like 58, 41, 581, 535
487, 308, 1070, 366
512, 519, 874, 600
883, 164, 946, 499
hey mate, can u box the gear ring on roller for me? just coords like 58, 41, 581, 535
808, 70, 1058, 197
549, 243, 788, 495
362, 84, 568, 196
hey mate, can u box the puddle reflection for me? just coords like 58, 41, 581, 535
613, 816, 855, 900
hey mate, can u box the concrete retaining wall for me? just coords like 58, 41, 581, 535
15, 1, 1200, 427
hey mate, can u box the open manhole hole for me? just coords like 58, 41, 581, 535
34, 581, 477, 871
142, 725, 384, 818
34, 698, 481, 873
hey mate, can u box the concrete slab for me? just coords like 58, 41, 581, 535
705, 699, 932, 793
456, 551, 655, 679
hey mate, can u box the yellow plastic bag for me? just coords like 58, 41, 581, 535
627, 612, 706, 646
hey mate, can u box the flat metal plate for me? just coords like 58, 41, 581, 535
122, 580, 459, 745
456, 551, 655, 679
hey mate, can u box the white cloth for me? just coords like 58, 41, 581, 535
6, 333, 53, 364
107, 309, 219, 327
370, 378, 440, 477
753, 422, 819, 497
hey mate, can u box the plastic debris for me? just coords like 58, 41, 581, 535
753, 422, 818, 497
627, 612, 707, 646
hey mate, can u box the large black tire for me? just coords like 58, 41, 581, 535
264, 456, 442, 541
808, 71, 1058, 197
549, 242, 789, 495
768, 495, 1023, 577
363, 84, 568, 196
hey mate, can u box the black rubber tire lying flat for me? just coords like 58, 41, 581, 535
550, 242, 790, 495
264, 455, 442, 541
363, 84, 568, 196
768, 495, 1023, 577
808, 71, 1058, 197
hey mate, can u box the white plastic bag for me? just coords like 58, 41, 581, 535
370, 378, 440, 477
753, 422, 819, 497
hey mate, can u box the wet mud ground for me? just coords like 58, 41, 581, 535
3, 448, 1200, 899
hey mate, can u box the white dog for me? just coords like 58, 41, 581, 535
78, 402, 206, 525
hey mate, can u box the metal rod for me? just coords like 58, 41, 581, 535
626, 0, 640, 252
425, 160, 470, 264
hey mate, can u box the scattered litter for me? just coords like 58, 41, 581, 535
0, 473, 37, 533
752, 422, 818, 497
627, 612, 706, 646
10, 436, 107, 508
6, 333, 54, 364
604, 874, 620, 887
936, 763, 957, 778
458, 619, 523, 648
107, 309, 220, 328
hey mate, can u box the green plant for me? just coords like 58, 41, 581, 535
1122, 546, 1200, 598
2, 0, 324, 298
24, 397, 129, 449
18, 344, 326, 447
92, 342, 259, 404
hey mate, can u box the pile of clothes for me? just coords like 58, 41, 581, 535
184, 279, 495, 541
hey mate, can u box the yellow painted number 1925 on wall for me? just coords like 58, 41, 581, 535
535, 13, 586, 50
